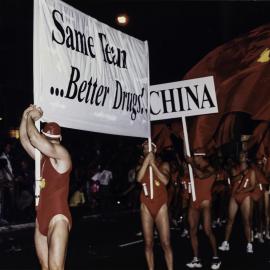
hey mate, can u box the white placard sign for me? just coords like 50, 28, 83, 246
34, 0, 150, 138
150, 76, 218, 202
150, 76, 217, 121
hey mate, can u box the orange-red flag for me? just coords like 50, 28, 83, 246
151, 123, 173, 151
184, 24, 270, 151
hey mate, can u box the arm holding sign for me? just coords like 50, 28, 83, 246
26, 108, 71, 173
19, 105, 36, 159
137, 154, 151, 183
149, 153, 170, 186
137, 141, 173, 270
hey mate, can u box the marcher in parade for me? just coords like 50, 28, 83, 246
251, 159, 268, 243
19, 105, 72, 270
137, 141, 173, 270
263, 153, 270, 239
219, 151, 255, 254
185, 152, 221, 270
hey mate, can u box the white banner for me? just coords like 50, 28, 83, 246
34, 0, 150, 138
150, 76, 218, 121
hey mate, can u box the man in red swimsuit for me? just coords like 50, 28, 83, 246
19, 105, 72, 270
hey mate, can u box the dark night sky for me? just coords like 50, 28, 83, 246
1, 0, 270, 129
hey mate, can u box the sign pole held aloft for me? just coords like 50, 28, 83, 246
147, 138, 154, 200
181, 116, 196, 201
150, 76, 218, 202
34, 120, 41, 206
145, 41, 153, 200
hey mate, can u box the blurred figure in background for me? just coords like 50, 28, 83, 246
0, 140, 15, 223
15, 159, 35, 222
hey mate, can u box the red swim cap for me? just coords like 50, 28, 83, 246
41, 122, 61, 139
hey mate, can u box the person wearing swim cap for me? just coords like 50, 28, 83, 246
19, 105, 72, 270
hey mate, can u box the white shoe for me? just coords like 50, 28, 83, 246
247, 243, 253, 254
211, 257, 221, 270
186, 257, 203, 268
218, 241, 230, 251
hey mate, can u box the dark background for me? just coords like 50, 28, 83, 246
1, 3, 270, 269
1, 0, 270, 130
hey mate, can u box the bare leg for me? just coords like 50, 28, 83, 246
201, 201, 218, 257
188, 206, 200, 258
240, 196, 252, 243
250, 198, 254, 239
264, 192, 270, 236
224, 197, 238, 242
254, 198, 264, 237
35, 220, 49, 270
47, 215, 69, 270
141, 203, 154, 270
155, 204, 173, 270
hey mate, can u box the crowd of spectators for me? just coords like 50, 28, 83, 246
0, 129, 143, 225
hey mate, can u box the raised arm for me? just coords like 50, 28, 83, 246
136, 154, 150, 183
26, 108, 71, 172
19, 105, 36, 159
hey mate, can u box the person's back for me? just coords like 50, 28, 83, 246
19, 105, 72, 270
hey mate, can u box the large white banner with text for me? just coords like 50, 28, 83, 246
34, 0, 150, 138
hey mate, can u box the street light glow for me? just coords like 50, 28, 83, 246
117, 15, 128, 25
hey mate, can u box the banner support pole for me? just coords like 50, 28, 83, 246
145, 40, 154, 200
34, 120, 41, 206
147, 138, 154, 200
181, 116, 196, 201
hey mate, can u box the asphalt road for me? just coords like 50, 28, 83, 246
0, 207, 270, 270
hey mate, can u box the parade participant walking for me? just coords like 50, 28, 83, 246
250, 159, 268, 243
219, 152, 255, 254
185, 152, 221, 270
262, 154, 270, 239
19, 105, 72, 270
137, 141, 173, 270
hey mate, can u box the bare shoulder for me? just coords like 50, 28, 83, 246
54, 144, 71, 165
50, 144, 72, 173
